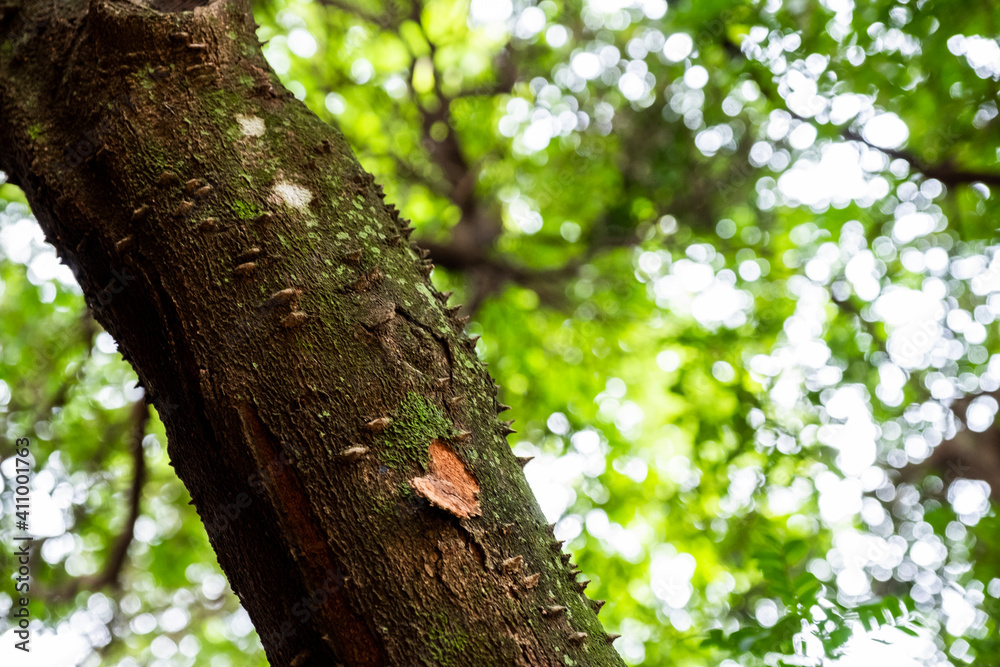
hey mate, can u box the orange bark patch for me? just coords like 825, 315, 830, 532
411, 439, 480, 519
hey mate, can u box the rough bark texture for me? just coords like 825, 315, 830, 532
0, 0, 626, 665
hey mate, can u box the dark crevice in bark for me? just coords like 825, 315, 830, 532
145, 0, 212, 12
238, 400, 383, 666
393, 303, 455, 382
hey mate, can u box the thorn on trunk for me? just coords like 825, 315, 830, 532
351, 267, 382, 292
577, 580, 590, 592
560, 553, 572, 565
238, 247, 262, 262
115, 236, 134, 253
234, 262, 256, 277
198, 218, 217, 232
501, 555, 523, 572
516, 456, 533, 468
158, 171, 179, 186
455, 315, 470, 328
591, 599, 606, 614
402, 225, 415, 238
447, 395, 465, 407
497, 404, 512, 414
607, 633, 621, 644
173, 200, 195, 217
338, 446, 368, 461
446, 305, 462, 317
268, 287, 301, 307
570, 632, 587, 645
187, 43, 208, 51
522, 573, 540, 589
453, 430, 472, 443
502, 420, 517, 435
542, 605, 566, 617
282, 311, 309, 328
131, 205, 148, 221
365, 417, 392, 431
435, 377, 449, 389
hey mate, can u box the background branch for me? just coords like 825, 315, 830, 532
843, 129, 1000, 188
49, 400, 149, 601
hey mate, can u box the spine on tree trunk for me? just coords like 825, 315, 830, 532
0, 0, 626, 664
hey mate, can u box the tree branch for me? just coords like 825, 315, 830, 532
50, 400, 149, 600
313, 0, 402, 29
843, 129, 1000, 188
897, 390, 1000, 504
317, 0, 533, 315
421, 223, 641, 311
749, 65, 1000, 188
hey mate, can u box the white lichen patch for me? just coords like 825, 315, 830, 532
235, 114, 266, 137
270, 181, 314, 210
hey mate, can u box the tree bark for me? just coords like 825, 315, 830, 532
0, 0, 625, 665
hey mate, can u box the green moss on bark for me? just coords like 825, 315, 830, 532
379, 392, 454, 469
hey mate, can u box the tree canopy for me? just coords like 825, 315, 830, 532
3, 0, 1000, 665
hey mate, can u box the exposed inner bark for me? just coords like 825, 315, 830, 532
0, 0, 625, 664
410, 439, 481, 519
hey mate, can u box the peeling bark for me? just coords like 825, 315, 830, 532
0, 0, 626, 664
410, 439, 481, 519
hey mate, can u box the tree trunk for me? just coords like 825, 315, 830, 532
0, 0, 625, 664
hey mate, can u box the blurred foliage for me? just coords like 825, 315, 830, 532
3, 0, 1000, 665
